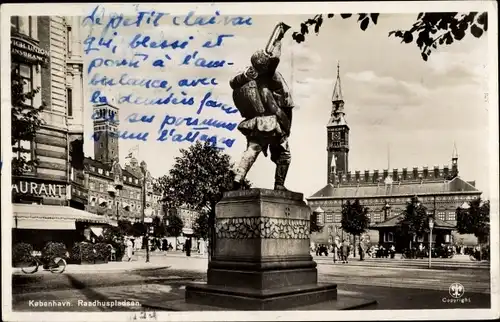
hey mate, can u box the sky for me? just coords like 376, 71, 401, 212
81, 12, 491, 199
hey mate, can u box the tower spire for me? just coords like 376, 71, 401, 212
452, 141, 458, 159
387, 143, 391, 171
332, 61, 343, 102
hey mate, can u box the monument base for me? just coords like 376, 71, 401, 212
162, 188, 377, 311
143, 294, 377, 311
185, 282, 338, 310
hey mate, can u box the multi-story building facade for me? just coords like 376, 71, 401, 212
307, 66, 481, 249
84, 101, 163, 223
11, 16, 110, 250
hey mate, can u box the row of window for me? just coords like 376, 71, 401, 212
89, 181, 141, 198
317, 212, 456, 224
89, 167, 140, 185
89, 197, 160, 217
312, 194, 477, 207
90, 197, 142, 212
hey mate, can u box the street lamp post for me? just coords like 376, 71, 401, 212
140, 161, 152, 263
428, 216, 434, 269
107, 185, 122, 222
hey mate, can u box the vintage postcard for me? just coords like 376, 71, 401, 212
1, 1, 498, 321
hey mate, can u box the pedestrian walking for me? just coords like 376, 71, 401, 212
126, 238, 133, 262
185, 237, 192, 257
199, 238, 206, 256
341, 239, 350, 263
360, 236, 369, 261
333, 238, 341, 263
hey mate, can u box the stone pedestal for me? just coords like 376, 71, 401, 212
184, 188, 338, 310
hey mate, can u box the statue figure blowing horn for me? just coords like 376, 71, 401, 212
230, 22, 294, 191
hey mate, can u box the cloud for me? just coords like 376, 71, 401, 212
424, 47, 488, 89
345, 70, 430, 107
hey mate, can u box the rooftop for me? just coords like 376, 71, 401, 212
309, 176, 480, 199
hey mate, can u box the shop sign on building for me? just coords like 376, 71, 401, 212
12, 181, 65, 198
11, 36, 50, 65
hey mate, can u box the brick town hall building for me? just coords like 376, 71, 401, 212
307, 65, 482, 250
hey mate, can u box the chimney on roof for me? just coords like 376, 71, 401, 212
434, 165, 440, 178
443, 165, 450, 178
413, 167, 418, 179
402, 167, 408, 180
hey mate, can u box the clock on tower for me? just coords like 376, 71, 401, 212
326, 63, 349, 184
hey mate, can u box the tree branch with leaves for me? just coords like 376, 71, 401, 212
456, 198, 490, 246
154, 142, 251, 258
398, 196, 431, 248
341, 199, 370, 256
290, 12, 487, 61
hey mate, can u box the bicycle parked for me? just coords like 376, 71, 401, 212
21, 252, 67, 274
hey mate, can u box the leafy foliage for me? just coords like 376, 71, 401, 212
456, 198, 490, 244
131, 222, 146, 237
389, 12, 488, 61
42, 241, 68, 260
71, 242, 95, 263
193, 212, 209, 239
398, 196, 431, 237
291, 12, 487, 61
11, 66, 46, 176
151, 216, 166, 238
70, 241, 112, 263
155, 142, 250, 242
341, 200, 370, 236
12, 242, 33, 264
166, 214, 184, 237
101, 225, 126, 260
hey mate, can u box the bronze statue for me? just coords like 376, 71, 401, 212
230, 22, 293, 191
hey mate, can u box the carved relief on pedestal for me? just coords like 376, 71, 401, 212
215, 217, 310, 239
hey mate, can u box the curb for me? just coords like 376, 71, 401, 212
13, 276, 199, 295
12, 265, 173, 276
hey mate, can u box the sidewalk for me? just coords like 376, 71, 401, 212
12, 256, 174, 275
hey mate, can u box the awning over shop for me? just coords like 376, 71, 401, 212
12, 204, 114, 230
90, 227, 104, 237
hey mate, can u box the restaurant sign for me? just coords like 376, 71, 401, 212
12, 181, 65, 198
11, 37, 50, 65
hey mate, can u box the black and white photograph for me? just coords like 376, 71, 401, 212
1, 1, 498, 321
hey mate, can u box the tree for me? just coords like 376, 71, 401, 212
11, 66, 46, 176
118, 220, 134, 236
152, 216, 167, 238
341, 200, 370, 256
155, 142, 251, 258
193, 212, 209, 240
398, 196, 430, 248
166, 214, 184, 237
456, 198, 490, 256
290, 12, 488, 61
131, 222, 146, 237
